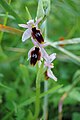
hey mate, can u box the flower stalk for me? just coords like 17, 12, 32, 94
34, 63, 44, 120
44, 81, 48, 120
43, 19, 48, 120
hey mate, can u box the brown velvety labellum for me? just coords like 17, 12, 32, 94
32, 27, 44, 43
30, 47, 41, 66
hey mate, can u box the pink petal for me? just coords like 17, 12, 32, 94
26, 20, 35, 30
31, 38, 48, 49
18, 24, 28, 28
27, 20, 34, 25
49, 53, 56, 62
35, 17, 42, 27
47, 69, 57, 81
44, 61, 54, 68
40, 47, 49, 61
41, 42, 49, 47
31, 38, 38, 46
22, 29, 31, 42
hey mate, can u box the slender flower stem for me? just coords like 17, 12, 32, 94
43, 20, 48, 120
34, 64, 43, 120
44, 81, 48, 120
35, 72, 40, 119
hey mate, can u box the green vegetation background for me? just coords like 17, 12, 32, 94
0, 0, 80, 120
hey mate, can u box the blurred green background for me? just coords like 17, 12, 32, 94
0, 0, 80, 120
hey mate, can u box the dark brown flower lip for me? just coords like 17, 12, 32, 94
32, 27, 44, 43
30, 47, 41, 66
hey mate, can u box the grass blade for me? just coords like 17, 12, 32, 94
25, 6, 32, 20
0, 0, 24, 23
18, 84, 62, 108
52, 38, 80, 45
0, 82, 13, 90
0, 13, 15, 20
0, 24, 23, 35
48, 40, 80, 66
37, 0, 44, 19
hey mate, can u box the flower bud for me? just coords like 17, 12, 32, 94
42, 0, 50, 15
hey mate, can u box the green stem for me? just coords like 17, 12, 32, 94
43, 20, 48, 120
34, 65, 41, 120
44, 81, 48, 120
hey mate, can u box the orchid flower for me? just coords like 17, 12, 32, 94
19, 18, 42, 42
28, 46, 42, 66
45, 59, 57, 81
42, 48, 57, 81
28, 40, 57, 81
19, 18, 57, 81
30, 38, 57, 81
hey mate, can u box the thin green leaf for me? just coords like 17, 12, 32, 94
48, 40, 80, 66
37, 0, 44, 19
0, 13, 15, 20
69, 89, 80, 102
18, 84, 63, 108
0, 24, 23, 35
0, 0, 11, 43
52, 38, 80, 45
27, 110, 34, 120
0, 0, 24, 23
73, 70, 80, 80
0, 82, 13, 90
25, 6, 32, 20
